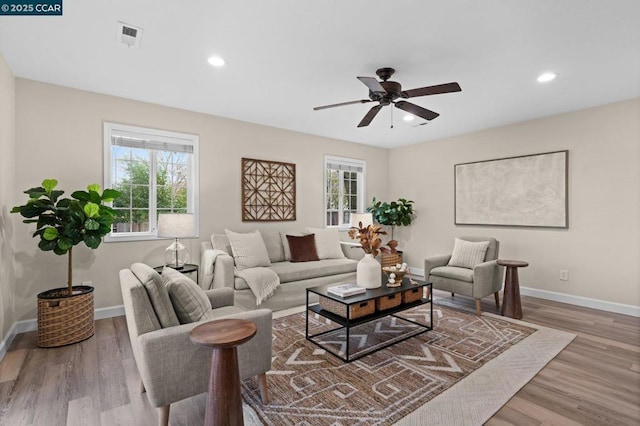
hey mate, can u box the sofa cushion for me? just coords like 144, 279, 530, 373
225, 229, 272, 270
287, 234, 320, 262
261, 229, 285, 263
430, 266, 475, 283
448, 238, 490, 269
272, 259, 357, 283
233, 259, 358, 289
162, 267, 212, 324
211, 234, 232, 255
131, 263, 180, 328
306, 227, 346, 259
280, 231, 305, 261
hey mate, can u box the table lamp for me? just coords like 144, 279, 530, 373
157, 213, 195, 269
349, 212, 373, 230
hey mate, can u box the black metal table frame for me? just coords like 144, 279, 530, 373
153, 263, 199, 283
305, 280, 433, 363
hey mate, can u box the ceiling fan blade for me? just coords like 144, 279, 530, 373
395, 101, 440, 121
357, 76, 386, 94
313, 99, 372, 111
401, 82, 462, 98
357, 105, 383, 127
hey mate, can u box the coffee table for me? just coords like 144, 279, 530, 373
306, 276, 432, 362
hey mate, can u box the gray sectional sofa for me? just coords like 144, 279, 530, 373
200, 229, 362, 311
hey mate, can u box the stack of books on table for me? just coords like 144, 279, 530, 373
327, 283, 366, 297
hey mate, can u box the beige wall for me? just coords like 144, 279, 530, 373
389, 98, 640, 307
0, 53, 16, 344
13, 78, 389, 320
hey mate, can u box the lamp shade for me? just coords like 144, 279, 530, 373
157, 213, 195, 238
350, 212, 373, 229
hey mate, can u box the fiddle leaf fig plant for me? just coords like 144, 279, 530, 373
12, 179, 121, 296
368, 197, 415, 253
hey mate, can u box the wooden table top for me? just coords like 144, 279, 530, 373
189, 319, 257, 349
497, 259, 529, 268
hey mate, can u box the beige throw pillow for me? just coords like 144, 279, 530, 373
131, 263, 180, 328
225, 229, 272, 270
448, 238, 490, 269
306, 227, 346, 259
162, 267, 212, 324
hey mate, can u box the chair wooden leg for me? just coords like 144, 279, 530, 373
158, 405, 170, 426
258, 373, 269, 404
475, 299, 482, 316
140, 379, 146, 393
494, 292, 500, 309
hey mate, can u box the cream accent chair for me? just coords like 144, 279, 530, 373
424, 236, 504, 315
120, 265, 272, 426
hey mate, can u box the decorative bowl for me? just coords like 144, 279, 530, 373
382, 266, 408, 287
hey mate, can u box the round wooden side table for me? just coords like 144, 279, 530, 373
497, 260, 529, 320
189, 318, 257, 426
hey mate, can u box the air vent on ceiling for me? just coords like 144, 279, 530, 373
117, 21, 143, 48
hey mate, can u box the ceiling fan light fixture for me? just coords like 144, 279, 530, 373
537, 72, 556, 83
207, 56, 226, 67
403, 114, 415, 122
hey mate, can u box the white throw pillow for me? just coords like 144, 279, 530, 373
448, 238, 490, 269
225, 229, 272, 270
306, 227, 346, 259
162, 267, 212, 324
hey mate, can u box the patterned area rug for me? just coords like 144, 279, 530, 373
241, 304, 553, 425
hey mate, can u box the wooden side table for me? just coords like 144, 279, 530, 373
189, 319, 257, 426
497, 260, 528, 320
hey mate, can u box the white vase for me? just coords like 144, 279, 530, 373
357, 253, 381, 288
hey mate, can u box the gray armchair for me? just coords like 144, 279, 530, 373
120, 265, 272, 426
424, 236, 504, 315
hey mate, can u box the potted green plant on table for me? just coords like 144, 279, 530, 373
12, 179, 120, 347
368, 197, 415, 267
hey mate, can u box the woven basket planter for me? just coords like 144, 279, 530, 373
37, 285, 95, 348
381, 250, 403, 268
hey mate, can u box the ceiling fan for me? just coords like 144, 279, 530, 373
313, 67, 461, 128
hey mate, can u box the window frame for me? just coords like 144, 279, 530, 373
103, 122, 199, 242
323, 155, 366, 229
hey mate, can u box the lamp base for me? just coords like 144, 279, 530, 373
164, 239, 190, 269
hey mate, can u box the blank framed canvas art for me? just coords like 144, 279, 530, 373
455, 150, 568, 228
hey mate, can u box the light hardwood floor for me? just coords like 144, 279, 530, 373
1, 292, 638, 425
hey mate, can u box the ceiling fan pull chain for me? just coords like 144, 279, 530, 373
390, 104, 394, 129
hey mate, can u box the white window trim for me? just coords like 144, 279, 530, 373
323, 155, 366, 230
103, 122, 199, 242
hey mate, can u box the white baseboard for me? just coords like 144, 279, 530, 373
409, 267, 640, 318
519, 287, 640, 317
0, 304, 125, 362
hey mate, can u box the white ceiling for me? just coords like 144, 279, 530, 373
1, 0, 639, 148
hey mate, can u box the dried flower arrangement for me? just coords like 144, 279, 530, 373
348, 221, 387, 257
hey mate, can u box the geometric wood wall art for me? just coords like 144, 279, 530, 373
242, 158, 296, 221
455, 150, 568, 228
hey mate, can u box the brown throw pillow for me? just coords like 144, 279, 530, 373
286, 234, 320, 262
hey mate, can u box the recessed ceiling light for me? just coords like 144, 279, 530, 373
537, 72, 556, 83
207, 56, 225, 67
403, 114, 415, 122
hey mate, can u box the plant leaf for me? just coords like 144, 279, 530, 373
42, 179, 58, 193
84, 202, 99, 218
101, 189, 120, 202
85, 218, 99, 230
87, 184, 101, 193
83, 234, 102, 249
43, 227, 59, 241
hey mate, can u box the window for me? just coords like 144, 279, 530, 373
324, 155, 366, 228
103, 122, 199, 242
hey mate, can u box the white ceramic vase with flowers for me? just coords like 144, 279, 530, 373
348, 217, 387, 289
